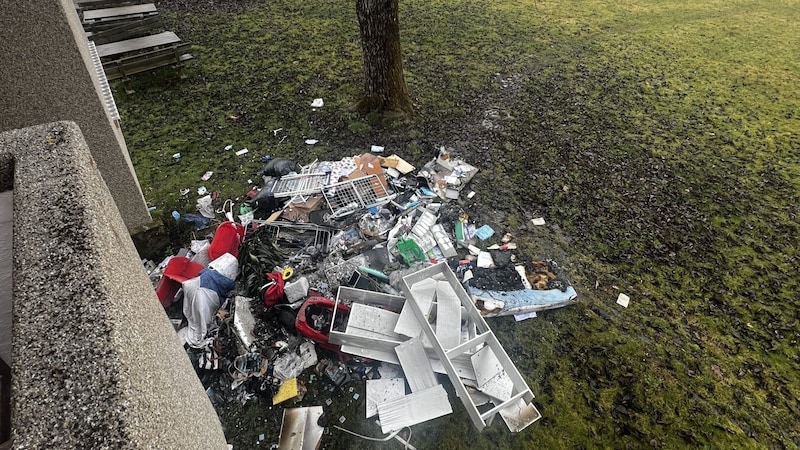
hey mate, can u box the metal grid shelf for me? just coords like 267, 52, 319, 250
323, 174, 396, 219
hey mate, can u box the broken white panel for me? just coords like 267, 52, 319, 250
410, 208, 438, 251
462, 381, 492, 407
346, 303, 403, 341
394, 278, 436, 338
340, 344, 399, 364
480, 370, 514, 402
499, 397, 542, 432
429, 355, 477, 381
278, 406, 324, 450
471, 345, 504, 387
394, 338, 438, 393
233, 297, 256, 350
616, 293, 630, 308
377, 384, 452, 434
377, 363, 405, 379
366, 378, 406, 418
435, 281, 462, 350
531, 217, 546, 226
431, 224, 457, 258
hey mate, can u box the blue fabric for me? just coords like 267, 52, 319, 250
468, 286, 578, 317
199, 268, 235, 297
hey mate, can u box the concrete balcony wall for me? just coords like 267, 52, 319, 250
0, 122, 227, 449
0, 0, 151, 230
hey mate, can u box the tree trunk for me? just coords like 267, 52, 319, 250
355, 0, 413, 114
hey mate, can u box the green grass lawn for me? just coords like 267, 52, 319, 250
118, 0, 800, 447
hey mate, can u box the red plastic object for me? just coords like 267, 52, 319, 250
262, 272, 286, 307
155, 257, 205, 307
154, 277, 181, 308
208, 221, 245, 260
295, 295, 350, 354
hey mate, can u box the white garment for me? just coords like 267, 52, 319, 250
177, 277, 220, 348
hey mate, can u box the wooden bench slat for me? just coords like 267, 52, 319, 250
96, 31, 180, 58
83, 3, 156, 21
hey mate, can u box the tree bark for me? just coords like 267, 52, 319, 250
355, 0, 413, 114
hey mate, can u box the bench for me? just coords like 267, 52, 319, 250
95, 32, 193, 80
83, 3, 158, 31
86, 15, 163, 45
73, 0, 147, 15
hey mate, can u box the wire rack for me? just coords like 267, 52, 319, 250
271, 173, 329, 203
323, 174, 396, 219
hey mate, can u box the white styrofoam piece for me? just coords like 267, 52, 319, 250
431, 223, 457, 258
435, 281, 461, 350
471, 345, 503, 387
377, 384, 452, 433
499, 398, 542, 432
366, 378, 406, 418
394, 278, 436, 338
394, 338, 438, 393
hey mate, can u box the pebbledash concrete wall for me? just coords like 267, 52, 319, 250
0, 122, 228, 449
0, 0, 151, 230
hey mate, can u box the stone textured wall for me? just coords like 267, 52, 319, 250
1, 122, 227, 449
0, 0, 151, 230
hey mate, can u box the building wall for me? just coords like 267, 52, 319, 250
1, 122, 228, 449
0, 191, 11, 367
0, 0, 151, 230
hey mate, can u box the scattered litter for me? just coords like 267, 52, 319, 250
180, 188, 191, 196
196, 195, 214, 218
201, 171, 214, 181
273, 378, 299, 405
311, 98, 324, 108
147, 206, 157, 212
172, 152, 181, 159
475, 225, 495, 241
152, 148, 581, 442
305, 139, 319, 145
514, 311, 537, 321
225, 144, 234, 151
477, 251, 494, 268
531, 217, 546, 226
616, 293, 630, 308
